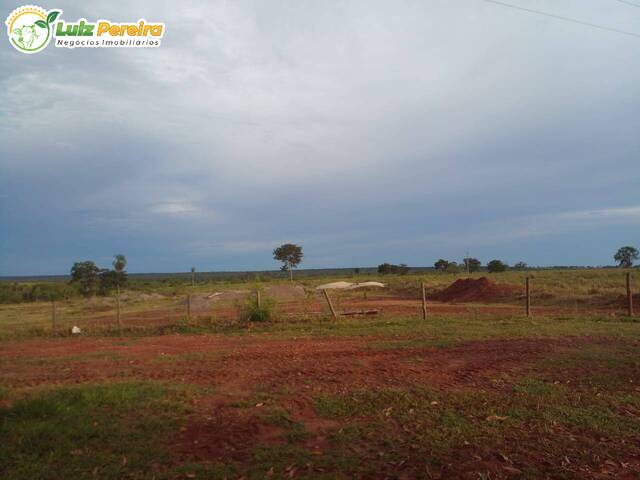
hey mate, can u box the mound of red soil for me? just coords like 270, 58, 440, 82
429, 277, 521, 303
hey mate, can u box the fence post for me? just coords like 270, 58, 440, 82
187, 294, 192, 320
51, 300, 57, 329
421, 281, 427, 320
627, 272, 634, 317
525, 276, 531, 317
256, 290, 262, 309
116, 285, 122, 329
323, 289, 338, 319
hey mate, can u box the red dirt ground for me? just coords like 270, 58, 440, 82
429, 277, 522, 303
0, 334, 606, 393
1, 333, 639, 478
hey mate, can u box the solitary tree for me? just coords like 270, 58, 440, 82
97, 255, 128, 294
70, 261, 100, 296
273, 243, 303, 281
463, 257, 481, 273
513, 261, 528, 271
614, 246, 639, 268
112, 254, 127, 291
434, 259, 449, 272
487, 259, 508, 273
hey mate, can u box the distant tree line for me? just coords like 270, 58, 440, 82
433, 258, 524, 274
377, 263, 410, 275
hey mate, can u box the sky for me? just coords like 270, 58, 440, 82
1, 0, 639, 275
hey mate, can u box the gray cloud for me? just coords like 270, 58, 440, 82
1, 0, 639, 274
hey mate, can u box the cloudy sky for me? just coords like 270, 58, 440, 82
1, 0, 639, 275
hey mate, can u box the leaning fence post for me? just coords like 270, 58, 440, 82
627, 272, 634, 317
421, 281, 427, 320
323, 289, 338, 319
525, 276, 531, 317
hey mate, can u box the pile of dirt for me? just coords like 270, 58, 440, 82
429, 277, 521, 303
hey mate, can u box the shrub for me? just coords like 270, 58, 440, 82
446, 262, 461, 274
487, 260, 508, 273
241, 296, 276, 322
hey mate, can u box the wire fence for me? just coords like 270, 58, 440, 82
0, 274, 636, 337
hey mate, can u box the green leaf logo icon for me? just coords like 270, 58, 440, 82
46, 11, 60, 24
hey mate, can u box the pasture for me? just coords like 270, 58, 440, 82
1, 268, 639, 479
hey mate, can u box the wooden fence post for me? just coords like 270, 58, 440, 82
256, 290, 262, 309
323, 289, 338, 319
187, 294, 192, 320
421, 282, 427, 320
627, 272, 634, 317
525, 276, 531, 317
51, 300, 57, 329
116, 285, 122, 329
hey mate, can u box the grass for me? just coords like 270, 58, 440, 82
1, 267, 637, 338
0, 382, 195, 480
311, 376, 640, 477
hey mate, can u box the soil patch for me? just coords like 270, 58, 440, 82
429, 277, 522, 303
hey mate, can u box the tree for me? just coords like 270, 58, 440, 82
96, 255, 128, 295
273, 243, 303, 281
463, 257, 481, 273
487, 259, 508, 273
70, 261, 100, 296
434, 259, 449, 272
614, 246, 638, 268
112, 254, 127, 291
513, 261, 528, 271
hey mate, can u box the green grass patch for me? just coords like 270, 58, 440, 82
0, 382, 193, 480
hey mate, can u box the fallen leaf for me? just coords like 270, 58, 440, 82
486, 415, 508, 422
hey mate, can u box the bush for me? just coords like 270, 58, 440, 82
487, 260, 508, 273
446, 262, 461, 274
241, 296, 276, 322
0, 282, 76, 304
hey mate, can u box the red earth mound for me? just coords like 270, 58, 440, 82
430, 276, 522, 303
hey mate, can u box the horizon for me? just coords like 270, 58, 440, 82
2, 1, 639, 276
0, 262, 630, 281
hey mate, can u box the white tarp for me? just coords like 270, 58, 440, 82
315, 281, 385, 290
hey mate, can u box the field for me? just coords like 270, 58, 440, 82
1, 269, 639, 479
